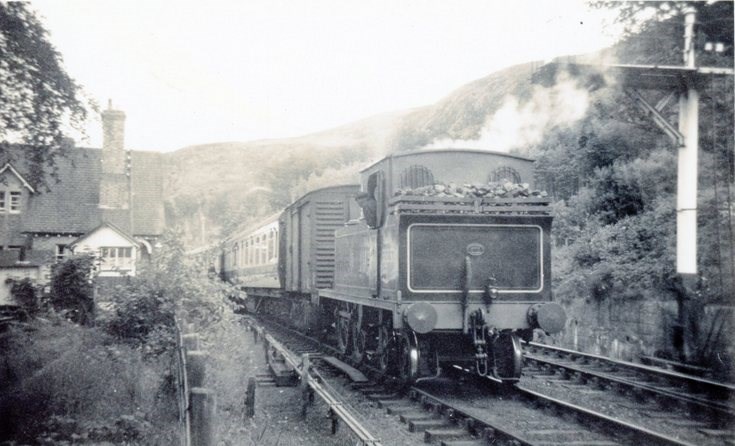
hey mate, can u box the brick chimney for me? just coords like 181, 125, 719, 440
101, 99, 126, 174
99, 100, 130, 212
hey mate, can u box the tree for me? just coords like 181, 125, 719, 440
591, 1, 733, 57
0, 2, 89, 191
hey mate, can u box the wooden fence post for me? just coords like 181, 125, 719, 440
244, 377, 256, 419
190, 387, 216, 446
183, 333, 200, 351
186, 351, 207, 388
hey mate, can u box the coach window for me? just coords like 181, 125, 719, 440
267, 231, 273, 261
490, 166, 521, 184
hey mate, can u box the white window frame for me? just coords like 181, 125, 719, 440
99, 246, 134, 271
9, 191, 21, 213
55, 244, 67, 262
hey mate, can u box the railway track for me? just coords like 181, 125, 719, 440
519, 342, 735, 445
523, 341, 734, 415
246, 313, 726, 445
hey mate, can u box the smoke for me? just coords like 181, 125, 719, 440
424, 74, 590, 152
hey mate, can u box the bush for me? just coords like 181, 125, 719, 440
49, 254, 96, 325
7, 277, 38, 314
0, 321, 177, 443
103, 229, 231, 354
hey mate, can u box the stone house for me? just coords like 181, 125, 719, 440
0, 103, 165, 303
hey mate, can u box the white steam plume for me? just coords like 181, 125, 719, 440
424, 74, 590, 152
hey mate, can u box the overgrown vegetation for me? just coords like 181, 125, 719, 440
49, 254, 97, 325
529, 3, 734, 367
0, 229, 239, 443
0, 2, 91, 191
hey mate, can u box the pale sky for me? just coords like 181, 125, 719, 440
31, 0, 619, 152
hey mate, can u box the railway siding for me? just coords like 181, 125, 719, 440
519, 342, 735, 445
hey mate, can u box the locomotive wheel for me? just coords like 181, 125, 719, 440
492, 332, 522, 381
377, 325, 393, 374
398, 330, 420, 383
335, 307, 352, 355
352, 325, 367, 363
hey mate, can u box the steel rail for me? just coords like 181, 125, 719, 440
524, 351, 734, 416
253, 324, 383, 446
524, 342, 734, 413
514, 385, 698, 446
526, 341, 734, 392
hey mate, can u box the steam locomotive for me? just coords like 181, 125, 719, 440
221, 149, 566, 383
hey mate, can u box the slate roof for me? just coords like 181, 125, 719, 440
0, 250, 52, 267
18, 147, 165, 236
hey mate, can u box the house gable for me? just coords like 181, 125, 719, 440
0, 163, 35, 193
70, 222, 140, 277
70, 222, 139, 252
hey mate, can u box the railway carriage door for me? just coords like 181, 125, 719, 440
299, 203, 312, 290
289, 208, 299, 290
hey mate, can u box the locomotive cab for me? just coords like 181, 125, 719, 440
329, 149, 566, 382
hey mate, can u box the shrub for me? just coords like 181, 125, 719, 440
0, 321, 177, 443
49, 254, 96, 325
7, 277, 38, 314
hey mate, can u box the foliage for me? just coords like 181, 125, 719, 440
591, 1, 733, 58
104, 228, 233, 354
49, 254, 96, 325
0, 3, 89, 191
7, 277, 38, 313
0, 321, 177, 444
536, 6, 734, 362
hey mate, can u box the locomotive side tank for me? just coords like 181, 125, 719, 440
322, 149, 566, 382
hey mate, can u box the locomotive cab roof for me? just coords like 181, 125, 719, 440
359, 148, 537, 201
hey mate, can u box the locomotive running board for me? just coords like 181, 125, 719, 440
320, 356, 369, 384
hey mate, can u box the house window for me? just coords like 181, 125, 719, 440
232, 243, 239, 267
99, 247, 133, 271
55, 244, 67, 262
0, 191, 22, 213
9, 191, 21, 212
